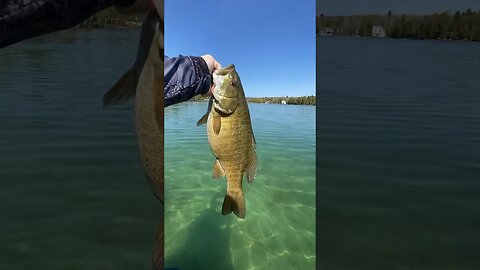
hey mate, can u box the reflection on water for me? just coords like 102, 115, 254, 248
0, 29, 160, 269
165, 102, 316, 270
317, 36, 480, 270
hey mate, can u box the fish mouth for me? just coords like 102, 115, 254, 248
213, 89, 237, 100
213, 97, 235, 114
211, 64, 239, 114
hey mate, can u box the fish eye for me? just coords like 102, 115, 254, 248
231, 81, 236, 86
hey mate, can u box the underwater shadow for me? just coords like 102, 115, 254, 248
166, 192, 235, 270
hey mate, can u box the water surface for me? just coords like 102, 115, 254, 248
164, 102, 316, 270
317, 36, 480, 269
0, 29, 160, 269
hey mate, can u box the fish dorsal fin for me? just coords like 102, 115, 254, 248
245, 137, 257, 184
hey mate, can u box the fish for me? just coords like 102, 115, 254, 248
102, 9, 164, 270
103, 11, 164, 204
197, 64, 257, 219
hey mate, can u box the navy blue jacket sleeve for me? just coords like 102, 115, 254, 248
0, 0, 135, 48
164, 55, 212, 107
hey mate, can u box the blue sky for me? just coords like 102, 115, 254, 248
318, 0, 480, 15
165, 0, 315, 97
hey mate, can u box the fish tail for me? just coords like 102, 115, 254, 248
103, 68, 138, 106
222, 191, 246, 219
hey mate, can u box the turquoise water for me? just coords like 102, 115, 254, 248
0, 30, 160, 269
164, 102, 316, 269
318, 36, 480, 269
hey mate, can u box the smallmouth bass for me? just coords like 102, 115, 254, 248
197, 64, 257, 219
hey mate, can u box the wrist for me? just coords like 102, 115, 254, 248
191, 56, 212, 95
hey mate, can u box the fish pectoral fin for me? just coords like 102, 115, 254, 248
212, 159, 226, 179
103, 67, 138, 106
213, 111, 221, 134
245, 141, 258, 184
197, 98, 213, 126
196, 113, 208, 126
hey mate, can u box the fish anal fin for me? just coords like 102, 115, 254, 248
222, 192, 246, 219
103, 68, 138, 106
212, 159, 225, 179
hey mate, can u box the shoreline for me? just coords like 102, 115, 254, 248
316, 9, 480, 43
187, 100, 316, 106
317, 34, 479, 43
188, 97, 316, 106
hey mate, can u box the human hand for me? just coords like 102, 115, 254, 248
201, 54, 222, 96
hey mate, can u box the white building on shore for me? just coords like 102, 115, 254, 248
372, 25, 386, 38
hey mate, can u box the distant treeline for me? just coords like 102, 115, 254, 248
247, 96, 316, 105
190, 95, 316, 105
79, 7, 144, 28
317, 9, 480, 41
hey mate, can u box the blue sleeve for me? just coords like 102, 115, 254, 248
0, 0, 135, 48
164, 55, 212, 107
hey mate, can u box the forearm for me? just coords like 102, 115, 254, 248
164, 55, 212, 107
0, 0, 135, 48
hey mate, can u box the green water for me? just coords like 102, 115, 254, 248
164, 102, 316, 269
0, 29, 315, 269
0, 30, 160, 269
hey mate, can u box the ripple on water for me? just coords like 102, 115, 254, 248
317, 36, 480, 269
0, 29, 159, 269
165, 103, 315, 269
